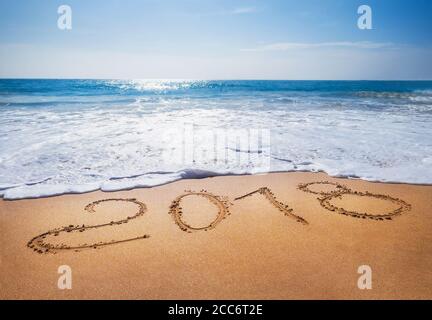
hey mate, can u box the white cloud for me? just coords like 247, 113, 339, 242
230, 7, 257, 15
1, 43, 431, 80
242, 41, 395, 51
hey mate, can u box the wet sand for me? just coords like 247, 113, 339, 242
1, 172, 431, 299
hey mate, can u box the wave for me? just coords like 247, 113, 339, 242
0, 169, 242, 200
2, 158, 432, 200
1, 80, 432, 200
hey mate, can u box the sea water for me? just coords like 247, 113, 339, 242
1, 79, 431, 199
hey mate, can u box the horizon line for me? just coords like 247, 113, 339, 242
1, 78, 432, 81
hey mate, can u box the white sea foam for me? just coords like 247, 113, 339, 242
1, 81, 432, 200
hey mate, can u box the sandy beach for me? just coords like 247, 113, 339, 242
1, 172, 431, 299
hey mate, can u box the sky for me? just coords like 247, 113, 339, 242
0, 0, 431, 79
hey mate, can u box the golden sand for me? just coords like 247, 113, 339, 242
1, 172, 431, 299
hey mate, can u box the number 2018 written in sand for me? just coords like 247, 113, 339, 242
27, 181, 411, 254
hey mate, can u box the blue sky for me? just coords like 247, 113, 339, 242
0, 0, 431, 79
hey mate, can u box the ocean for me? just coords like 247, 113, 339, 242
1, 79, 431, 199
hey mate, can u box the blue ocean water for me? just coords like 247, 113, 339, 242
1, 79, 432, 199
